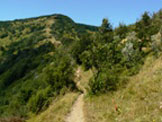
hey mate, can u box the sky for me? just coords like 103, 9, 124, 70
0, 0, 162, 27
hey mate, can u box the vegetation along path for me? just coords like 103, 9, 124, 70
65, 67, 92, 122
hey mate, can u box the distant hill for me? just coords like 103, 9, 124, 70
0, 14, 98, 47
0, 10, 162, 122
0, 14, 98, 118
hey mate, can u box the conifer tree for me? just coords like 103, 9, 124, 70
99, 18, 112, 34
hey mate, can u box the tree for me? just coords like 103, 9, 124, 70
99, 18, 112, 34
135, 12, 151, 48
142, 12, 151, 26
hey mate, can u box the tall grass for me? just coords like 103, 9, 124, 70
84, 55, 162, 122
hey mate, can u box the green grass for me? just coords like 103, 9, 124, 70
27, 92, 79, 122
0, 14, 95, 118
84, 55, 162, 122
74, 66, 93, 93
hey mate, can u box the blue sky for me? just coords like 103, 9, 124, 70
0, 0, 161, 26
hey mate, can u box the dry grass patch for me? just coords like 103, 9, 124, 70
84, 56, 162, 122
27, 92, 79, 122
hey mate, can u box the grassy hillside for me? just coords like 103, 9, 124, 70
0, 9, 161, 122
27, 92, 79, 122
84, 55, 162, 122
0, 14, 97, 119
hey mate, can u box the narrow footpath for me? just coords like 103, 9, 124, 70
65, 94, 85, 122
65, 67, 86, 122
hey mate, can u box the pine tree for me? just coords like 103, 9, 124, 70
99, 18, 112, 34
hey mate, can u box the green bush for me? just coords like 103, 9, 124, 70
27, 87, 52, 113
89, 67, 119, 94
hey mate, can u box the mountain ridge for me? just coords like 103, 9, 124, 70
0, 10, 162, 121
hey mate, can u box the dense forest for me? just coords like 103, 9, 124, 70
0, 10, 162, 121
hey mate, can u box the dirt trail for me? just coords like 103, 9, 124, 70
65, 94, 85, 122
65, 68, 86, 122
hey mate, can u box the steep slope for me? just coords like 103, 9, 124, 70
0, 14, 97, 48
0, 10, 161, 121
27, 66, 93, 122
84, 55, 162, 122
0, 14, 97, 119
27, 92, 79, 122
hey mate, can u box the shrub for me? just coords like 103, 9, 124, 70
151, 29, 162, 54
27, 87, 52, 113
89, 67, 119, 94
